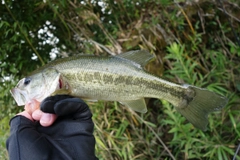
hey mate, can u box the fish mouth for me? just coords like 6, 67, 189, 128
10, 88, 28, 106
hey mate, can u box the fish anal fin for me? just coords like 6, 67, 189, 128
115, 50, 155, 67
120, 98, 147, 113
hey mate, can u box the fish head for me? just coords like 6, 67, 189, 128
10, 67, 63, 106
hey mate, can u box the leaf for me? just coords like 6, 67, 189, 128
168, 127, 179, 133
95, 137, 107, 150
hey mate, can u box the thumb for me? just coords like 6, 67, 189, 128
40, 113, 57, 127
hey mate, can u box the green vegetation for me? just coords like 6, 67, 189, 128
1, 0, 240, 159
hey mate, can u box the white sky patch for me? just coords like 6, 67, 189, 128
29, 31, 35, 38
46, 20, 51, 25
3, 76, 10, 82
98, 1, 105, 12
97, 1, 107, 13
50, 48, 59, 59
80, 1, 86, 5
36, 20, 59, 60
31, 53, 38, 60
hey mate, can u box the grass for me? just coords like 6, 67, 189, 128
0, 117, 10, 160
1, 0, 240, 159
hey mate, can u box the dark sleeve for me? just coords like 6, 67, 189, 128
6, 115, 98, 160
6, 116, 53, 160
36, 114, 98, 160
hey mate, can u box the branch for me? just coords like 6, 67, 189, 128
4, 3, 45, 66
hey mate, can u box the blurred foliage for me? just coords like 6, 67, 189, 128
1, 0, 240, 159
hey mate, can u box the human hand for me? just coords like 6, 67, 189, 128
7, 95, 97, 160
17, 99, 57, 127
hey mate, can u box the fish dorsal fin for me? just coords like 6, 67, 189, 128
115, 50, 155, 67
120, 98, 147, 113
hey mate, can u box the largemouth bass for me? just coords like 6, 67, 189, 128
10, 50, 228, 130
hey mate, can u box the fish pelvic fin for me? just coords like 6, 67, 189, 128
120, 98, 147, 113
175, 85, 228, 131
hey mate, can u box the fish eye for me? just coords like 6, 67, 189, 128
24, 78, 31, 85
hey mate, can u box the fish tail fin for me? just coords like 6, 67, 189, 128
175, 85, 228, 131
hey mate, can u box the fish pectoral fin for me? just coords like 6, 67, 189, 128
120, 98, 147, 113
115, 50, 155, 67
51, 89, 70, 96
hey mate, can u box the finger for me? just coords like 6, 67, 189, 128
25, 100, 40, 114
40, 113, 57, 127
54, 98, 87, 116
32, 109, 43, 121
40, 95, 73, 114
17, 111, 34, 121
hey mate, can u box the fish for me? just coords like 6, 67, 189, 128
10, 50, 228, 130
